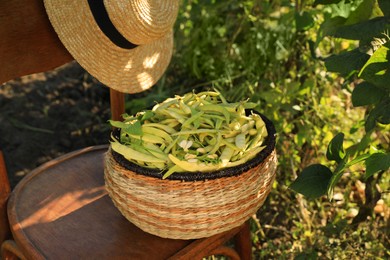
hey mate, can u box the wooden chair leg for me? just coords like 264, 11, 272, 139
170, 221, 252, 260
0, 151, 12, 244
207, 245, 241, 260
234, 221, 252, 260
1, 240, 26, 260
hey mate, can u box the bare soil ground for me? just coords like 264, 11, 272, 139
0, 62, 111, 188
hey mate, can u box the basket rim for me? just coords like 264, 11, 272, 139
110, 110, 276, 181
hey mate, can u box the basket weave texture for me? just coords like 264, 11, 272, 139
104, 148, 277, 239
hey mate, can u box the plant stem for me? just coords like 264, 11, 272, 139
351, 172, 383, 225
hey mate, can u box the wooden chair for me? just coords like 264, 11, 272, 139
0, 1, 253, 259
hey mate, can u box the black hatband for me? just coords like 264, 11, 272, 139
88, 0, 138, 49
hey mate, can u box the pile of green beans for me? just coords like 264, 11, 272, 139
109, 91, 268, 179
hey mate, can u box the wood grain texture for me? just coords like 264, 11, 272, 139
169, 225, 243, 260
234, 221, 252, 260
7, 146, 251, 259
0, 0, 125, 119
7, 146, 191, 259
0, 151, 11, 244
0, 0, 73, 84
1, 240, 26, 260
110, 89, 125, 121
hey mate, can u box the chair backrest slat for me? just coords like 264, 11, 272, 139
0, 0, 125, 245
0, 0, 73, 84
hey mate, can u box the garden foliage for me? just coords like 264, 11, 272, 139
290, 0, 390, 199
126, 0, 389, 258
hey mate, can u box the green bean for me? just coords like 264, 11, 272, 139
144, 123, 177, 134
221, 138, 239, 151
128, 133, 165, 144
208, 133, 223, 155
108, 90, 269, 176
181, 111, 204, 129
111, 139, 165, 163
220, 146, 234, 166
168, 154, 221, 172
172, 129, 220, 136
199, 104, 230, 124
142, 125, 173, 142
179, 100, 192, 114
143, 143, 168, 160
235, 133, 246, 150
153, 98, 178, 111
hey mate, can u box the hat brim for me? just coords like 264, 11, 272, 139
44, 0, 173, 93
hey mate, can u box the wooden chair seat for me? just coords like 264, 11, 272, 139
5, 145, 249, 259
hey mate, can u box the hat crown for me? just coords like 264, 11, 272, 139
104, 0, 179, 45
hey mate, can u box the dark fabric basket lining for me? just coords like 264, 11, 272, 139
111, 111, 276, 181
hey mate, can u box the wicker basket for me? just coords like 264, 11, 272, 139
104, 113, 277, 239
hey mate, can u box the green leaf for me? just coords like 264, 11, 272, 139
314, 0, 343, 6
110, 140, 165, 163
359, 42, 390, 89
327, 157, 348, 198
365, 98, 390, 131
108, 120, 143, 135
378, 0, 390, 16
325, 49, 370, 76
321, 16, 347, 37
290, 164, 333, 199
140, 110, 155, 121
326, 133, 346, 163
344, 0, 376, 26
331, 17, 390, 42
365, 152, 390, 178
108, 120, 126, 129
352, 82, 386, 106
295, 11, 315, 31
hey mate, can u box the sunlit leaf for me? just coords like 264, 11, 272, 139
290, 164, 332, 199
365, 152, 390, 178
359, 42, 390, 89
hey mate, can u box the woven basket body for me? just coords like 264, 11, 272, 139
104, 112, 277, 239
104, 150, 277, 239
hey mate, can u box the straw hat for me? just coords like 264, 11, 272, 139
43, 0, 179, 93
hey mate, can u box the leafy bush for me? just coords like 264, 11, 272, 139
290, 0, 390, 205
125, 0, 389, 258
